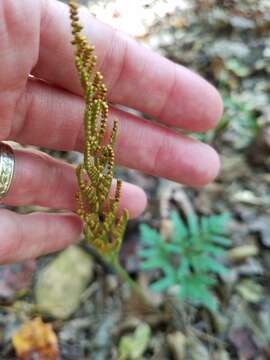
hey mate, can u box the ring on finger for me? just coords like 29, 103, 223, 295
0, 142, 15, 200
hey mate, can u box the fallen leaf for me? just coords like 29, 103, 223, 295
232, 190, 267, 206
12, 317, 59, 360
236, 279, 265, 303
118, 322, 151, 360
228, 244, 259, 262
167, 332, 186, 360
35, 246, 94, 319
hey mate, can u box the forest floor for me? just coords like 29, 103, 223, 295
0, 0, 270, 359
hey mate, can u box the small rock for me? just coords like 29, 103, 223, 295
35, 246, 94, 319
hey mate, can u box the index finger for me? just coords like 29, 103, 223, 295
33, 0, 223, 132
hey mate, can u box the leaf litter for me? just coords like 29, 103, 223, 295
1, 0, 270, 359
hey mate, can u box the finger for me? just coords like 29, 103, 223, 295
2, 148, 147, 219
11, 79, 220, 186
33, 0, 222, 131
0, 0, 40, 139
0, 209, 82, 264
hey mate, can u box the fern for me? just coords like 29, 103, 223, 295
139, 212, 231, 311
68, 1, 150, 304
69, 1, 128, 261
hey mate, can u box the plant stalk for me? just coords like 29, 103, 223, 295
111, 257, 151, 306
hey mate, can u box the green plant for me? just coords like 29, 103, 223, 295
139, 212, 231, 311
190, 94, 259, 146
69, 1, 128, 261
69, 1, 148, 303
222, 95, 259, 148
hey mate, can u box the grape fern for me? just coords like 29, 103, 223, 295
139, 212, 231, 311
69, 1, 128, 262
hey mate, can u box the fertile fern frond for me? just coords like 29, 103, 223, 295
69, 1, 128, 259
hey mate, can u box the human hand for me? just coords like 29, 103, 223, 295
0, 0, 222, 263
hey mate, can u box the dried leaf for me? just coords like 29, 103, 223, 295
167, 332, 186, 360
12, 317, 59, 360
228, 244, 259, 262
118, 323, 151, 359
35, 246, 93, 319
236, 279, 265, 303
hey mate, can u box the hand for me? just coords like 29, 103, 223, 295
0, 0, 222, 263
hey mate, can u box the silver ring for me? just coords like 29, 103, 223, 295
0, 142, 15, 200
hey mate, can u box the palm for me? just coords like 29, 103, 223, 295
0, 0, 222, 263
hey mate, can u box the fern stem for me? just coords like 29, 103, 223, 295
111, 257, 150, 305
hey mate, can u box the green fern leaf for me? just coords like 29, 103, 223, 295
177, 258, 190, 277
170, 211, 188, 242
209, 234, 232, 246
208, 213, 230, 234
203, 244, 226, 256
138, 248, 159, 259
187, 214, 199, 237
190, 256, 228, 275
193, 274, 217, 286
139, 210, 231, 312
163, 243, 183, 254
140, 224, 161, 246
150, 276, 174, 292
140, 259, 166, 271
